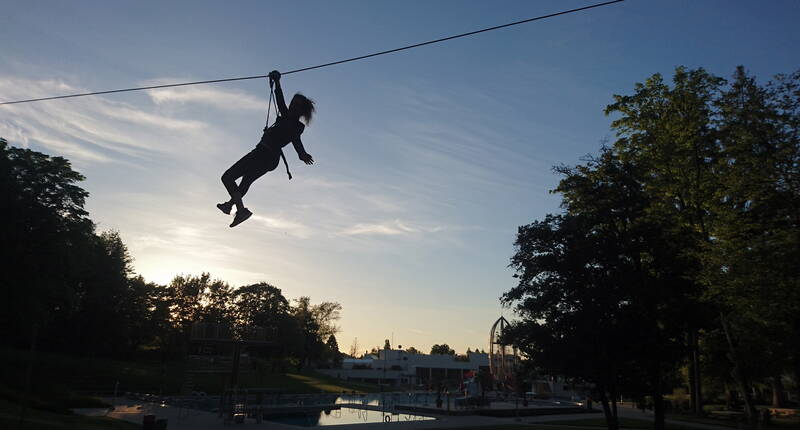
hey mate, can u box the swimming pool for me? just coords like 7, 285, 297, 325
266, 407, 436, 427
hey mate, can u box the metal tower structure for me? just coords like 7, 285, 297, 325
488, 316, 517, 390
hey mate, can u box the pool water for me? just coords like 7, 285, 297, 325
267, 407, 435, 427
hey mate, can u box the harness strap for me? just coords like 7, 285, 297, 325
280, 150, 292, 180
267, 78, 292, 180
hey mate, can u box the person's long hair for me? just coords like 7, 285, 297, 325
292, 93, 315, 124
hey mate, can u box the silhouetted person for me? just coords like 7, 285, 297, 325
218, 70, 315, 227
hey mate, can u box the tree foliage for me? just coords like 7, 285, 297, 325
430, 344, 455, 355
504, 66, 800, 429
0, 138, 343, 370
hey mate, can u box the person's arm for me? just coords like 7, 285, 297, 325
292, 138, 314, 165
269, 70, 289, 116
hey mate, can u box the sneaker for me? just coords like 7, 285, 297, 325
229, 208, 253, 228
216, 201, 233, 215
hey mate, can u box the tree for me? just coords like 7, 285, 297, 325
384, 339, 391, 350
0, 139, 150, 425
291, 297, 326, 369
0, 138, 94, 348
310, 300, 342, 341
702, 67, 800, 409
405, 346, 419, 355
326, 335, 342, 367
67, 231, 147, 356
506, 66, 800, 429
167, 274, 208, 332
349, 338, 360, 358
604, 65, 800, 421
0, 138, 352, 381
200, 279, 233, 325
134, 276, 172, 351
233, 282, 290, 338
506, 146, 703, 430
604, 67, 724, 418
430, 344, 455, 355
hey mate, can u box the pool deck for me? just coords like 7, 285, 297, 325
75, 400, 737, 430
77, 401, 511, 430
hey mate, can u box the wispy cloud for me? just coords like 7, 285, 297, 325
0, 76, 216, 166
340, 219, 443, 236
250, 214, 313, 239
144, 79, 266, 111
1, 74, 501, 305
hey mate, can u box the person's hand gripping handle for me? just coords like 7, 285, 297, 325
268, 70, 281, 89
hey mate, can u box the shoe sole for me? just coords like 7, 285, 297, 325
229, 211, 252, 228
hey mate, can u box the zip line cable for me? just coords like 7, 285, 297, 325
0, 0, 624, 106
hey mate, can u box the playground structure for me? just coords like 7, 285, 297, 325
488, 316, 518, 391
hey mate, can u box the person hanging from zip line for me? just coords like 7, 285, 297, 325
218, 70, 315, 227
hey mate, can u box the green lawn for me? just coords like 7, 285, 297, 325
0, 399, 137, 430
534, 415, 799, 430
0, 347, 379, 396
0, 349, 378, 430
418, 417, 796, 430
187, 369, 380, 393
428, 423, 703, 430
280, 372, 380, 393
418, 426, 638, 430
0, 347, 379, 430
665, 412, 800, 429
0, 347, 183, 396
539, 417, 698, 430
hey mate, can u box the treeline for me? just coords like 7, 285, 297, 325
0, 138, 341, 369
503, 66, 799, 430
353, 342, 486, 358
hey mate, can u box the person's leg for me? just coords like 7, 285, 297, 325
223, 173, 256, 205
221, 149, 262, 212
227, 148, 280, 227
226, 174, 259, 227
237, 174, 257, 199
221, 168, 241, 199
237, 148, 280, 201
232, 162, 271, 210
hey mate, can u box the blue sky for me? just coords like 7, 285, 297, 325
2, 0, 799, 355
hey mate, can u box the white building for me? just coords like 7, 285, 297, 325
318, 349, 492, 387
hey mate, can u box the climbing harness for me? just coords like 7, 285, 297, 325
265, 77, 293, 180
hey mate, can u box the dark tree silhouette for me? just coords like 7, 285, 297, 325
430, 344, 455, 355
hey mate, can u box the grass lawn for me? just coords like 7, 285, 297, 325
538, 417, 698, 429
189, 369, 380, 393
281, 372, 380, 393
665, 412, 800, 429
0, 347, 381, 430
0, 347, 379, 396
421, 426, 540, 430
534, 415, 800, 430
0, 399, 137, 430
0, 347, 183, 395
417, 426, 658, 430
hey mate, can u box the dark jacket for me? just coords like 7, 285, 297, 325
258, 86, 309, 159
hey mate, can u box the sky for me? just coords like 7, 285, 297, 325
2, 0, 799, 355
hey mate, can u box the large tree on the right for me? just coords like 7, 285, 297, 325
506, 66, 800, 429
